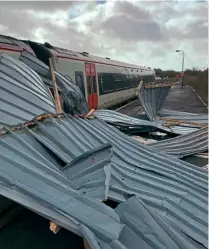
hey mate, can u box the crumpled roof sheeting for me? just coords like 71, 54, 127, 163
158, 109, 201, 116
0, 123, 112, 201
94, 109, 199, 135
100, 196, 205, 249
0, 52, 56, 128
19, 51, 89, 115
138, 83, 173, 120
159, 109, 197, 116
0, 126, 123, 242
12, 114, 207, 247
62, 143, 112, 200
148, 127, 208, 158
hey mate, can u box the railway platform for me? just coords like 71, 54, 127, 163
117, 84, 208, 117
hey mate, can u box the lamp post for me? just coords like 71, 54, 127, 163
176, 50, 184, 88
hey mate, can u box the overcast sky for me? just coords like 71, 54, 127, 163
0, 1, 208, 70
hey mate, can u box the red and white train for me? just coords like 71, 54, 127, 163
0, 34, 155, 109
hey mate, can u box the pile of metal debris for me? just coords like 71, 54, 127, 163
136, 80, 174, 120
0, 52, 208, 249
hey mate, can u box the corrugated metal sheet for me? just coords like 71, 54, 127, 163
0, 52, 56, 128
94, 109, 199, 135
138, 83, 173, 120
0, 126, 123, 242
62, 143, 112, 200
12, 114, 207, 247
159, 109, 200, 116
19, 51, 89, 115
99, 196, 205, 249
148, 127, 208, 158
0, 123, 112, 201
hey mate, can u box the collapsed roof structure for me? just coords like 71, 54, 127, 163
0, 51, 208, 249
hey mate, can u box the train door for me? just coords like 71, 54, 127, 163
75, 71, 86, 98
85, 63, 98, 110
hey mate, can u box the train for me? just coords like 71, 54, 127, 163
0, 34, 155, 110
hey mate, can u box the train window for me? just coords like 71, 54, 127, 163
92, 75, 97, 94
102, 74, 114, 93
75, 73, 85, 97
76, 75, 82, 86
123, 75, 130, 89
114, 75, 123, 90
146, 76, 148, 83
128, 75, 133, 87
87, 75, 92, 94
134, 76, 139, 86
114, 75, 122, 82
99, 76, 104, 93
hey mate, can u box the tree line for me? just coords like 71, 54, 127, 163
154, 68, 208, 79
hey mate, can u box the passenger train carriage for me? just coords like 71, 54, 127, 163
0, 34, 155, 109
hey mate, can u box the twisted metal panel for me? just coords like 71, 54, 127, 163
138, 83, 173, 120
20, 51, 89, 115
0, 52, 55, 128
94, 109, 199, 135
16, 114, 208, 247
0, 126, 122, 242
99, 196, 205, 249
148, 127, 208, 158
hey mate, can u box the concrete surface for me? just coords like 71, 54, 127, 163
118, 84, 208, 116
163, 84, 208, 114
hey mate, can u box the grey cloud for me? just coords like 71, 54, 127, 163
0, 1, 84, 43
185, 20, 208, 40
113, 1, 152, 21
168, 19, 208, 41
0, 1, 73, 13
0, 1, 113, 57
98, 14, 167, 42
191, 40, 208, 55
189, 3, 208, 18
0, 8, 39, 39
150, 42, 176, 57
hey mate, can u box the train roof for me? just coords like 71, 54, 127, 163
0, 34, 34, 53
40, 42, 153, 72
0, 34, 153, 72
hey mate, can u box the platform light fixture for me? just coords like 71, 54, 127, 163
176, 49, 184, 88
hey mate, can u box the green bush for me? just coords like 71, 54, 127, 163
184, 69, 208, 105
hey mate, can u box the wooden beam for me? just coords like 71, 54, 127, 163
83, 239, 91, 249
161, 118, 208, 127
49, 221, 60, 234
49, 58, 62, 113
85, 109, 95, 118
